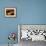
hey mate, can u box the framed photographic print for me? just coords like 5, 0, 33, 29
18, 24, 46, 42
5, 8, 16, 17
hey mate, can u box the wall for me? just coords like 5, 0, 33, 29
20, 0, 46, 24
0, 0, 46, 44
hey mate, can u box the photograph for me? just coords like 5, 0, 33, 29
18, 24, 46, 41
5, 8, 16, 17
18, 25, 46, 46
